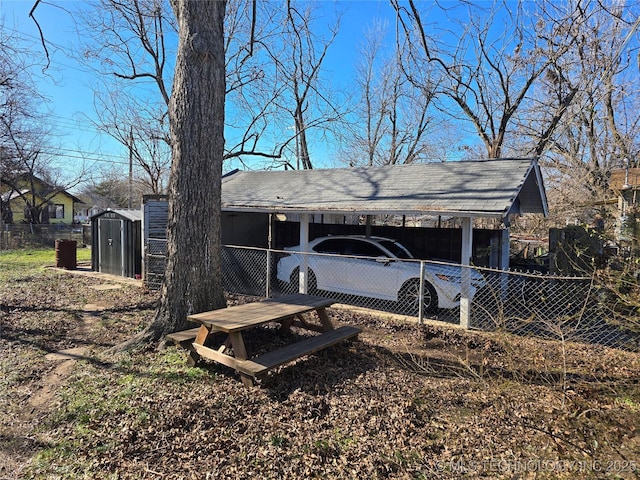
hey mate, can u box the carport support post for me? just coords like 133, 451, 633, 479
266, 213, 273, 298
460, 217, 473, 329
298, 213, 309, 294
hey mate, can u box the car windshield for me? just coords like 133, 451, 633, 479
378, 240, 414, 259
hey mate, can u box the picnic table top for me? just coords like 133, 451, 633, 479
186, 293, 335, 333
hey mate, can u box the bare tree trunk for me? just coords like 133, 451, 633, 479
118, 0, 227, 348
295, 109, 312, 170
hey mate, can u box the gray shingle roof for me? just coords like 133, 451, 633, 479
221, 158, 547, 218
91, 208, 142, 222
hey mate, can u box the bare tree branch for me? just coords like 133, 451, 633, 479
28, 1, 51, 71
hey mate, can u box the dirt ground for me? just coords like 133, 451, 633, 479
1, 269, 639, 479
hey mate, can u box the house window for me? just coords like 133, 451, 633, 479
49, 204, 64, 219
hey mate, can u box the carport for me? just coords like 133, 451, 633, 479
220, 157, 548, 328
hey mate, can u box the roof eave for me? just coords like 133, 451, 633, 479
221, 204, 506, 218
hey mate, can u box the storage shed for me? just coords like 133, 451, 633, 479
91, 209, 142, 278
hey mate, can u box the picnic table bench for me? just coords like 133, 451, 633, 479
168, 293, 360, 387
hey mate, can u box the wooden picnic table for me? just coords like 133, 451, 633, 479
177, 293, 360, 387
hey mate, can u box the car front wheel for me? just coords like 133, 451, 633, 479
399, 279, 438, 315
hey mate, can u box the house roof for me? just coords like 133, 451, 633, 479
90, 208, 142, 222
1, 189, 28, 203
1, 182, 84, 205
63, 191, 85, 204
221, 158, 548, 219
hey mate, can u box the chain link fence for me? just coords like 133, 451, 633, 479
471, 269, 638, 350
144, 243, 639, 352
145, 237, 168, 291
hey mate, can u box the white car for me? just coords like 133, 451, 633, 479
276, 235, 485, 314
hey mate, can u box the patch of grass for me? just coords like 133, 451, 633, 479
308, 429, 357, 459
45, 351, 206, 439
0, 247, 92, 280
152, 348, 210, 383
616, 396, 640, 411
26, 348, 211, 478
0, 248, 55, 278
49, 369, 145, 431
0, 350, 41, 389
76, 246, 92, 263
29, 440, 82, 474
29, 439, 120, 480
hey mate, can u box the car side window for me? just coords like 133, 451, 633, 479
313, 239, 345, 254
378, 240, 413, 259
346, 240, 387, 258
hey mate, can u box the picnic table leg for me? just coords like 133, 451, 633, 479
188, 325, 212, 367
316, 307, 335, 332
228, 332, 255, 387
278, 315, 295, 334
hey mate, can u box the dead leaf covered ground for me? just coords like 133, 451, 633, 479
1, 269, 639, 479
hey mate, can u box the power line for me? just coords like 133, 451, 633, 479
8, 146, 131, 166
54, 146, 130, 162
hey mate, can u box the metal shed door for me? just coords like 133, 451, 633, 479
98, 218, 124, 276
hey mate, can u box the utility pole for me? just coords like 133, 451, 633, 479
128, 128, 133, 209
0, 149, 4, 248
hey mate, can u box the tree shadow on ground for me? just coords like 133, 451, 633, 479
260, 340, 380, 399
0, 301, 158, 316
0, 299, 157, 354
187, 325, 381, 398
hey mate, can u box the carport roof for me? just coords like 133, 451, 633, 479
221, 157, 548, 219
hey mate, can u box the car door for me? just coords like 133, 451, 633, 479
338, 239, 400, 300
309, 239, 349, 292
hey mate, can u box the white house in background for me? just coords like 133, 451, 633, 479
74, 205, 104, 224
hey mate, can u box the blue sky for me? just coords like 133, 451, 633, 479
1, 0, 405, 187
3, 0, 132, 181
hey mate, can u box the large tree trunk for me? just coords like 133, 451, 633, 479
119, 0, 227, 348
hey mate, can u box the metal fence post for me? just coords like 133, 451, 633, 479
418, 261, 425, 324
299, 214, 309, 294
266, 248, 272, 298
460, 217, 473, 329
